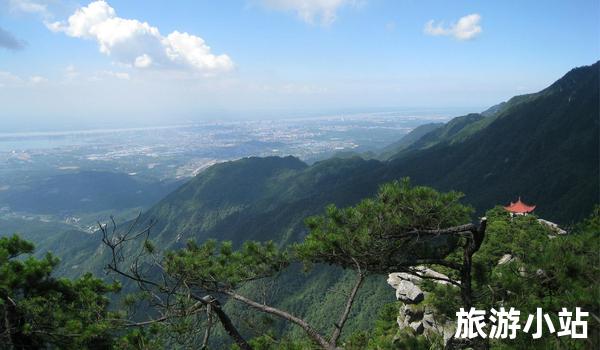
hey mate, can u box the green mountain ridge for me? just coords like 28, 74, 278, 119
42, 59, 598, 280
378, 122, 444, 160
2, 61, 598, 347
382, 61, 599, 223
386, 74, 579, 164
0, 171, 181, 215
396, 113, 485, 154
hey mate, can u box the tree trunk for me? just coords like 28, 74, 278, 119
200, 295, 252, 350
224, 290, 332, 350
330, 271, 364, 347
460, 218, 487, 310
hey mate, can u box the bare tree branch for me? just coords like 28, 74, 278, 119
330, 260, 364, 346
223, 290, 332, 350
99, 218, 253, 350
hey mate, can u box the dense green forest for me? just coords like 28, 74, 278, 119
2, 183, 598, 349
0, 62, 598, 349
0, 171, 181, 215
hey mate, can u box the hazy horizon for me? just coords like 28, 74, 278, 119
1, 0, 598, 129
2, 105, 477, 133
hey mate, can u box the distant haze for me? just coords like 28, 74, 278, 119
0, 1, 597, 128
2, 107, 475, 133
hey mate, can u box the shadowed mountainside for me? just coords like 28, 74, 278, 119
9, 61, 598, 346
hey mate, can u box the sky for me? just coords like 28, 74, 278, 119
0, 0, 598, 129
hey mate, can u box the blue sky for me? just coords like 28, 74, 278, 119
0, 0, 598, 128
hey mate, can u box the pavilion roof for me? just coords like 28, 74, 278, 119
504, 197, 536, 213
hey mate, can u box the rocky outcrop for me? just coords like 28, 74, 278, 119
497, 253, 514, 265
387, 268, 458, 345
538, 218, 567, 235
387, 273, 424, 304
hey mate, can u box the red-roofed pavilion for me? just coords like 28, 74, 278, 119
504, 197, 536, 215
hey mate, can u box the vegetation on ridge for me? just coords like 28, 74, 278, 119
1, 186, 597, 349
95, 179, 487, 349
0, 62, 597, 349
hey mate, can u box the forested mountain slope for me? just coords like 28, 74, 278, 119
90, 62, 599, 256
378, 122, 443, 159
53, 59, 598, 290
390, 113, 486, 158
382, 61, 599, 223
125, 155, 389, 250
15, 61, 597, 346
0, 171, 180, 214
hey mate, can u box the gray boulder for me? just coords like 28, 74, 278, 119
388, 273, 424, 304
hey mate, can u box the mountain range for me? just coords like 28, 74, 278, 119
0, 171, 181, 215
3, 61, 598, 344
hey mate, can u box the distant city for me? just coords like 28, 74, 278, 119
0, 113, 449, 183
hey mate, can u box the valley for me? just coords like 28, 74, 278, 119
1, 2, 597, 348
0, 61, 596, 349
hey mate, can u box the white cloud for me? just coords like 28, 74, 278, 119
8, 0, 48, 15
0, 71, 49, 87
103, 70, 129, 80
48, 1, 234, 75
164, 31, 235, 73
134, 54, 152, 68
261, 0, 357, 25
64, 64, 79, 80
29, 75, 48, 83
424, 13, 482, 41
0, 71, 23, 87
60, 64, 130, 82
87, 70, 130, 81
